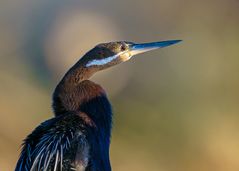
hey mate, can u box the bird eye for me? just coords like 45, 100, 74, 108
98, 51, 104, 56
120, 45, 127, 51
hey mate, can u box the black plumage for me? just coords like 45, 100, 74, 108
15, 40, 181, 171
16, 80, 112, 171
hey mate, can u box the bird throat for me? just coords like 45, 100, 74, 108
52, 64, 104, 116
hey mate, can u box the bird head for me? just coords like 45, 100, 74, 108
80, 40, 181, 71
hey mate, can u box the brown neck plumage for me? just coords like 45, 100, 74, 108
60, 60, 96, 86
52, 61, 98, 115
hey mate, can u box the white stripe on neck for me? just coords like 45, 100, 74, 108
86, 52, 123, 67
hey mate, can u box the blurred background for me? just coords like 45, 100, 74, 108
1, 0, 239, 170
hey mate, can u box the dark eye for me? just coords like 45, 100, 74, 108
120, 45, 127, 51
98, 51, 104, 56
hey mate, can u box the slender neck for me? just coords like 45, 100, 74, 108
52, 61, 97, 115
59, 61, 96, 88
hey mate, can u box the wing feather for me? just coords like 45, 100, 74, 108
15, 113, 88, 171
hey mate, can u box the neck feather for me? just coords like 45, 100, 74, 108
52, 61, 97, 115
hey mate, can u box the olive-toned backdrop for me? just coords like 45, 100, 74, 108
1, 0, 239, 170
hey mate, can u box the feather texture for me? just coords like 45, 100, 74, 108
16, 80, 113, 171
15, 113, 89, 171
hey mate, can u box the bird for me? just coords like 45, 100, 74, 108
15, 40, 181, 171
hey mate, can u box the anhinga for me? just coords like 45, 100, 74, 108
15, 40, 181, 171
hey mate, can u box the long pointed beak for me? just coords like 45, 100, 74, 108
129, 40, 182, 56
